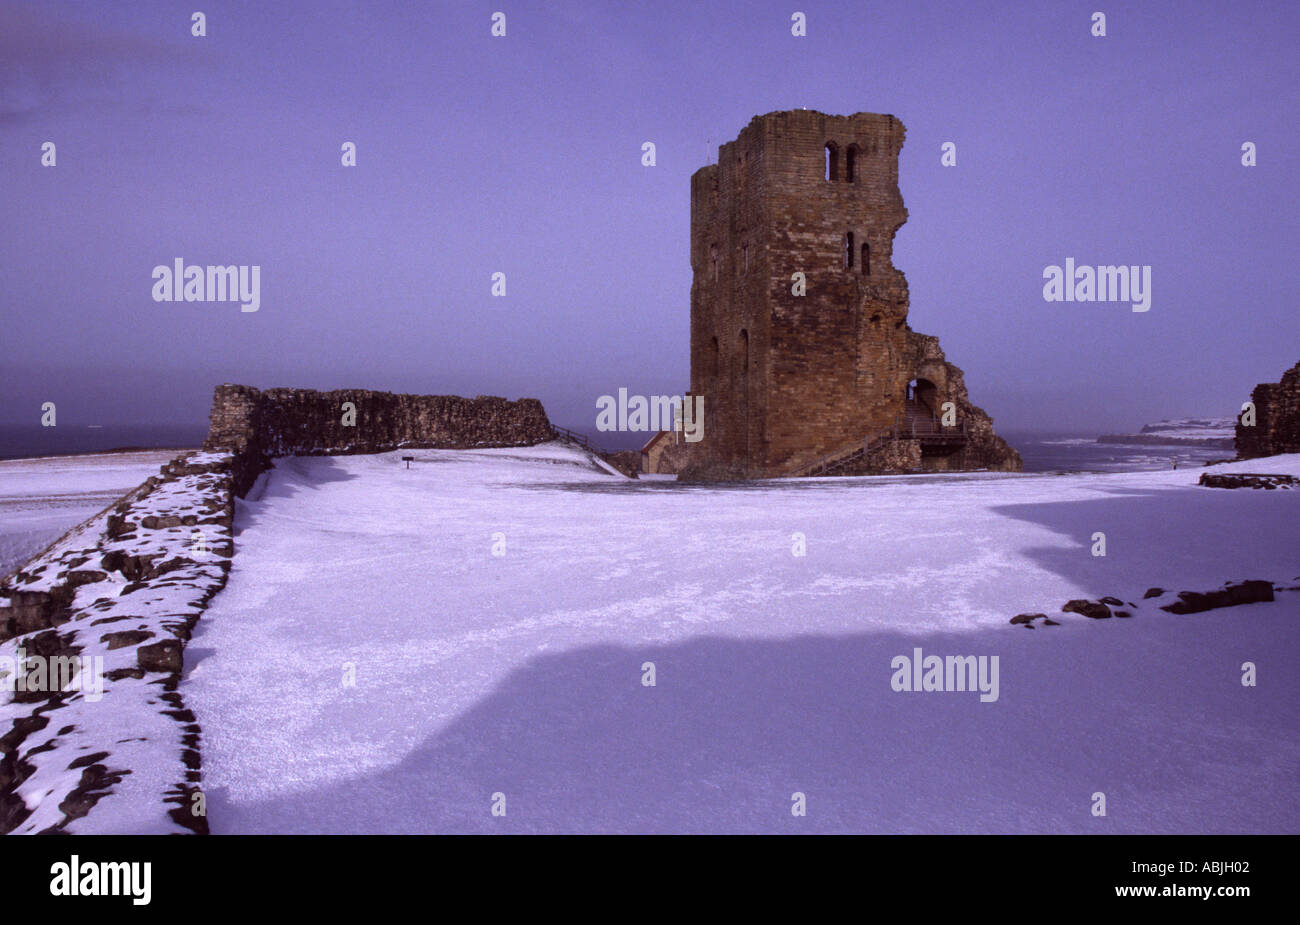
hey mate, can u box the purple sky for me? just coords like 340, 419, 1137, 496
2, 0, 1296, 439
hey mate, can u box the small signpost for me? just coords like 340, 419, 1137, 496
402, 456, 414, 469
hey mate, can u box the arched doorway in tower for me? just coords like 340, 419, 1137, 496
906, 378, 939, 430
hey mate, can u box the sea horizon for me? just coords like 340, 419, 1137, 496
0, 422, 1234, 474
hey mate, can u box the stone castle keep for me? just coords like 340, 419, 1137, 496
680, 110, 1020, 479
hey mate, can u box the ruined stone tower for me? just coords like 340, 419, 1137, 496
682, 110, 1021, 479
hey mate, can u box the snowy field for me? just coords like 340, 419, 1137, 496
186, 444, 1299, 834
0, 450, 189, 579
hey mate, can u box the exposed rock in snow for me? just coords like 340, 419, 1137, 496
0, 451, 233, 834
1200, 472, 1298, 490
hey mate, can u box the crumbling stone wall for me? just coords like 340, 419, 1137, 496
0, 451, 235, 834
681, 110, 1020, 480
204, 384, 555, 496
1236, 361, 1300, 459
902, 334, 1022, 473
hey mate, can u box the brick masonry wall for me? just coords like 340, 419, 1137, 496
684, 110, 1019, 479
203, 384, 555, 496
1237, 361, 1300, 458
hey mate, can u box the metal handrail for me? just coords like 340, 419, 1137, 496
897, 415, 967, 439
551, 425, 611, 457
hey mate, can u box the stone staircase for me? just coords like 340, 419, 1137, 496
786, 409, 967, 478
787, 426, 900, 478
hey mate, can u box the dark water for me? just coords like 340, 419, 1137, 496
0, 424, 1233, 474
0, 425, 206, 461
1003, 431, 1232, 474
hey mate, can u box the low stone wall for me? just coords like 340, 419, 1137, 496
0, 451, 234, 833
1199, 472, 1298, 490
204, 384, 556, 496
1237, 361, 1300, 459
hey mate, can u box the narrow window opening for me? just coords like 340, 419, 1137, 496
825, 143, 838, 181
845, 145, 857, 182
861, 241, 870, 276
845, 232, 855, 270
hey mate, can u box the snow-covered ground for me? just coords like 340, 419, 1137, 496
0, 450, 190, 580
186, 444, 1299, 834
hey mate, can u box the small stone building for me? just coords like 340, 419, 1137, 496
641, 430, 676, 474
640, 427, 692, 475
